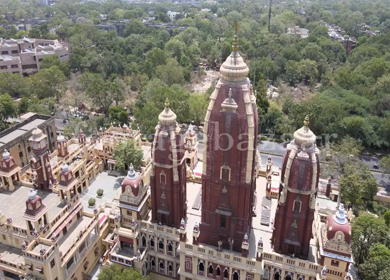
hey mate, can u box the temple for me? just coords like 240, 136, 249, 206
198, 31, 258, 252
0, 31, 354, 280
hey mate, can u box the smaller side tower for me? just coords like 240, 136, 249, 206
0, 149, 21, 191
272, 116, 320, 259
29, 127, 55, 191
318, 204, 353, 280
150, 99, 187, 228
23, 189, 50, 236
184, 124, 198, 170
57, 134, 68, 158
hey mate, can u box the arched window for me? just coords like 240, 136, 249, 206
168, 242, 173, 253
151, 259, 155, 269
216, 266, 221, 277
169, 264, 173, 272
224, 268, 229, 279
150, 238, 155, 249
199, 261, 205, 274
274, 271, 280, 280
185, 258, 191, 271
160, 171, 166, 184
264, 267, 270, 279
208, 264, 214, 275
159, 240, 164, 250
285, 274, 292, 280
293, 197, 302, 212
142, 236, 146, 247
233, 271, 239, 280
159, 261, 165, 270
220, 163, 231, 181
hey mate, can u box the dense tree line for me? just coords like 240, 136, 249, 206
2, 0, 390, 147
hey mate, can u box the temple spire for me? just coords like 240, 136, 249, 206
165, 97, 170, 112
304, 115, 310, 127
232, 23, 239, 52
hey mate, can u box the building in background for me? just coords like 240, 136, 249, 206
0, 38, 69, 75
287, 26, 309, 38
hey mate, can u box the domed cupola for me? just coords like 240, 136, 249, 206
158, 98, 177, 126
185, 124, 197, 150
25, 189, 45, 216
29, 126, 48, 154
326, 204, 351, 244
121, 164, 142, 197
1, 149, 17, 172
59, 163, 74, 186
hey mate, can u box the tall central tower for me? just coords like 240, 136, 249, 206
199, 32, 258, 252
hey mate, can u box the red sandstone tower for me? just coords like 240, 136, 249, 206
198, 33, 258, 252
150, 99, 187, 228
29, 127, 55, 191
272, 116, 319, 259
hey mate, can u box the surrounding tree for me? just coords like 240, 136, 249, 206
113, 140, 143, 171
98, 265, 148, 280
213, 18, 229, 42
379, 156, 390, 174
339, 166, 378, 209
79, 73, 123, 116
351, 214, 388, 266
155, 58, 185, 86
30, 66, 66, 100
0, 73, 29, 97
359, 244, 390, 280
18, 97, 29, 115
188, 94, 208, 124
0, 94, 17, 130
41, 55, 71, 77
384, 210, 390, 227
110, 106, 129, 126
322, 136, 363, 179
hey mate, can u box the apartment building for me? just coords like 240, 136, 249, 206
0, 38, 69, 75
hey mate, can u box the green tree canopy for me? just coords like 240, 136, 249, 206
113, 140, 143, 171
359, 244, 390, 280
110, 106, 129, 126
155, 58, 185, 86
339, 165, 378, 209
0, 73, 30, 97
30, 66, 66, 100
98, 265, 148, 280
0, 93, 17, 130
351, 214, 388, 266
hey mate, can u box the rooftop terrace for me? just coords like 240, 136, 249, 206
0, 186, 65, 228
58, 215, 93, 255
0, 243, 24, 266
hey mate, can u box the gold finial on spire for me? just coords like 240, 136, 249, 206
232, 23, 239, 52
165, 97, 170, 109
304, 115, 310, 127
